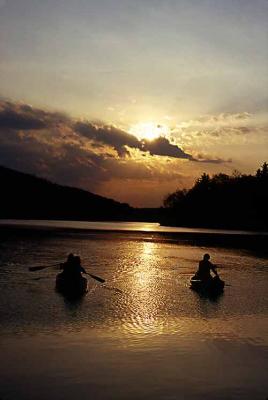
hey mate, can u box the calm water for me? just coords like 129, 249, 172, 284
0, 221, 268, 400
0, 219, 265, 234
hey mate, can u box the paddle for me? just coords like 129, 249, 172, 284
85, 272, 105, 283
29, 263, 105, 283
29, 263, 60, 272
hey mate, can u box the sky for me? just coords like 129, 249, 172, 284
0, 0, 267, 206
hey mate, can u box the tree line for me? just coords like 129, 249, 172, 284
162, 162, 268, 231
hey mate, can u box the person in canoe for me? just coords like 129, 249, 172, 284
60, 253, 86, 279
56, 254, 88, 296
191, 254, 224, 294
194, 253, 218, 282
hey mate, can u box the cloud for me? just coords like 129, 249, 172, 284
176, 111, 265, 137
0, 99, 189, 184
193, 112, 252, 125
141, 137, 194, 160
0, 119, 185, 203
195, 154, 232, 164
1, 99, 231, 165
0, 101, 69, 131
0, 100, 196, 160
0, 107, 47, 131
171, 111, 268, 157
0, 99, 231, 206
74, 121, 140, 156
74, 120, 195, 160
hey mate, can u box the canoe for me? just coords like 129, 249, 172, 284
190, 275, 225, 295
56, 272, 88, 297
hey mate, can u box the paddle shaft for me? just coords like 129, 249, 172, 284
29, 263, 105, 283
85, 272, 105, 283
29, 263, 60, 271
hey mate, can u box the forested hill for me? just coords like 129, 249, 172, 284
0, 165, 133, 221
163, 163, 268, 231
2, 163, 267, 230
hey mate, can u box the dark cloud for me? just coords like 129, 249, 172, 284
0, 128, 106, 191
0, 100, 187, 187
141, 137, 194, 160
0, 123, 183, 196
0, 99, 208, 161
0, 108, 47, 130
0, 99, 228, 205
74, 122, 141, 156
74, 120, 194, 159
0, 101, 69, 131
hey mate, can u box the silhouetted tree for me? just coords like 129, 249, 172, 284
256, 162, 268, 179
163, 189, 187, 209
162, 162, 268, 230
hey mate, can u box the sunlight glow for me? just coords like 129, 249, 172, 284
121, 241, 164, 336
129, 122, 170, 141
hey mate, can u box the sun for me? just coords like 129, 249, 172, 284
129, 122, 169, 141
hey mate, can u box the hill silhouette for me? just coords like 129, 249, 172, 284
0, 165, 134, 221
163, 162, 268, 231
2, 163, 267, 230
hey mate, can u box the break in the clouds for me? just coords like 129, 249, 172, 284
74, 121, 194, 160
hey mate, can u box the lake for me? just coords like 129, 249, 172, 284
0, 221, 267, 400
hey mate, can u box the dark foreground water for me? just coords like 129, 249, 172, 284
0, 221, 267, 400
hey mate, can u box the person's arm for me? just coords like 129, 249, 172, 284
80, 266, 87, 274
211, 263, 218, 276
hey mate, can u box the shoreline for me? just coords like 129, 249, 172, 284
1, 221, 267, 256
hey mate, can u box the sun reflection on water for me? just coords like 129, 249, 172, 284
121, 241, 166, 336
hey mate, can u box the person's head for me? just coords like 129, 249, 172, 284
203, 253, 210, 261
67, 253, 74, 262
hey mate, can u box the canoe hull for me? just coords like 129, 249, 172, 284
190, 276, 225, 295
56, 273, 88, 298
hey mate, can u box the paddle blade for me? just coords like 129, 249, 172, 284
29, 265, 49, 272
87, 273, 105, 283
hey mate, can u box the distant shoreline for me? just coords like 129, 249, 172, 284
1, 218, 267, 235
1, 220, 267, 256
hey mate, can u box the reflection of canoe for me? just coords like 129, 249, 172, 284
190, 276, 225, 295
56, 273, 88, 297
